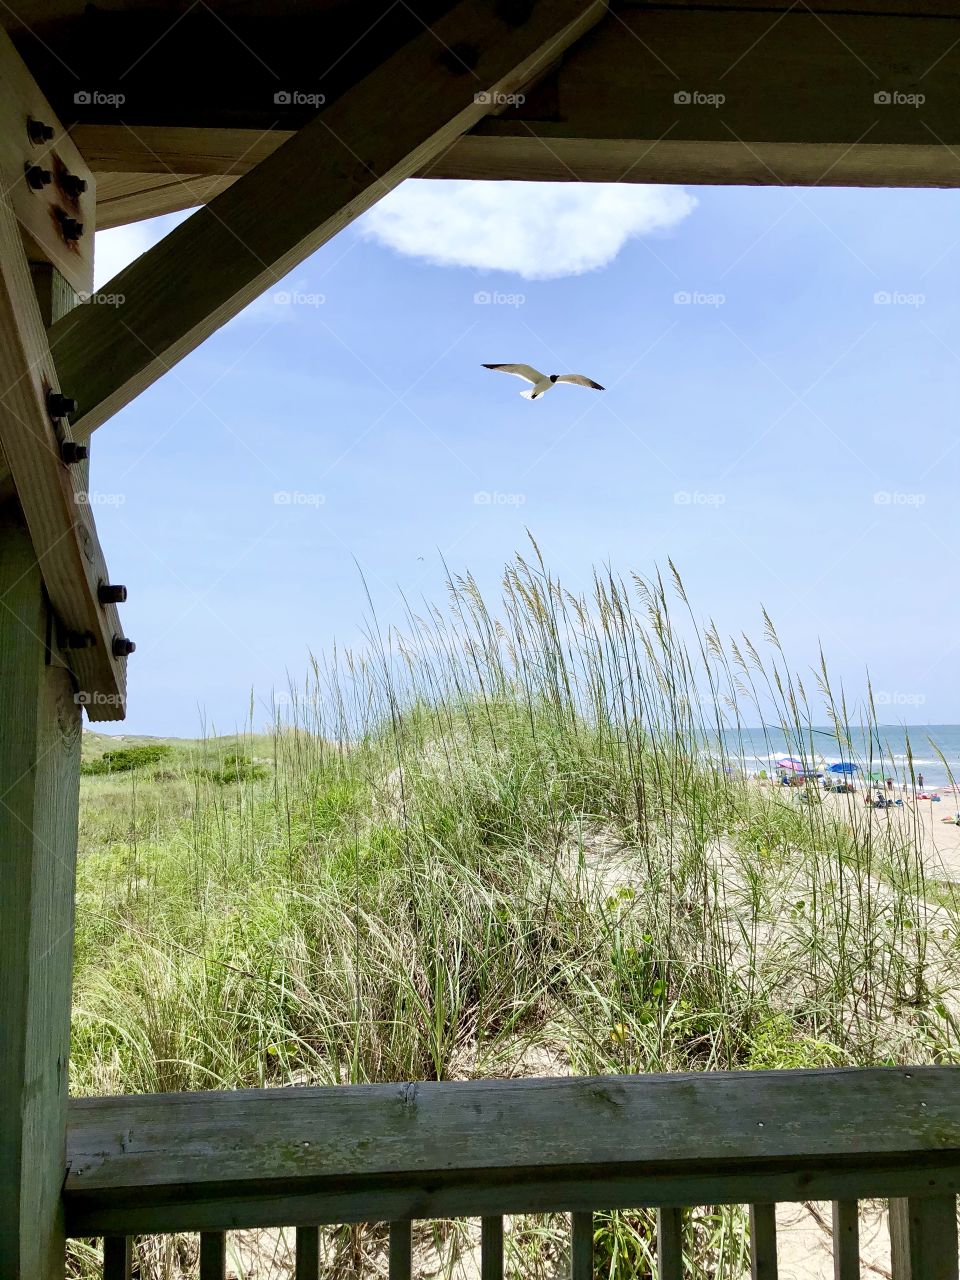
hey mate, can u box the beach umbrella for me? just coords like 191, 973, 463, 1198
776, 758, 805, 772
828, 762, 860, 775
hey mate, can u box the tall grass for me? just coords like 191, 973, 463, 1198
72, 545, 960, 1277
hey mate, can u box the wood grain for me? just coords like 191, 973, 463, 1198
51, 0, 607, 439
64, 1068, 960, 1235
831, 1201, 859, 1280
890, 1196, 959, 1280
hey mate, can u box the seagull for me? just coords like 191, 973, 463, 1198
482, 363, 605, 400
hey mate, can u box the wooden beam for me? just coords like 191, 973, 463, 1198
0, 188, 127, 718
65, 1068, 960, 1235
51, 0, 607, 439
0, 29, 94, 293
66, 3, 960, 220
0, 497, 82, 1280
890, 1196, 959, 1280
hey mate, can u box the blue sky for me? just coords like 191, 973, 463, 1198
91, 181, 960, 735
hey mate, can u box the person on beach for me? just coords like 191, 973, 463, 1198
918, 772, 925, 792
886, 777, 894, 792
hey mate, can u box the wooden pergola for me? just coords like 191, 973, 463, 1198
3, 1, 960, 1276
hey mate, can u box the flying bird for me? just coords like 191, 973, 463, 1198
482, 363, 605, 400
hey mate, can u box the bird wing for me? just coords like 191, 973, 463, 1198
482, 363, 543, 385
556, 374, 605, 391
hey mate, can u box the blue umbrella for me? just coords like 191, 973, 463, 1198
828, 762, 860, 775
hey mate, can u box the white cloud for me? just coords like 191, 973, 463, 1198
94, 210, 192, 288
358, 180, 696, 279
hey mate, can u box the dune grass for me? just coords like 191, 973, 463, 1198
71, 546, 960, 1277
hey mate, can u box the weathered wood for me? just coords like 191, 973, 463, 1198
64, 1068, 960, 1235
0, 497, 82, 1280
890, 1197, 959, 1280
102, 1236, 132, 1280
199, 1231, 226, 1280
389, 1220, 412, 1280
481, 1216, 503, 1280
0, 185, 127, 717
0, 29, 94, 292
51, 0, 607, 439
657, 1207, 683, 1280
832, 1201, 859, 1280
750, 1204, 778, 1280
571, 1212, 593, 1280
295, 1226, 320, 1280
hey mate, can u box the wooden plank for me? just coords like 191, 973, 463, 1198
50, 0, 607, 440
102, 1237, 132, 1280
890, 1197, 959, 1280
63, 1069, 960, 1236
199, 1232, 226, 1280
0, 496, 83, 1280
481, 1216, 503, 1280
295, 1226, 320, 1280
571, 1212, 593, 1280
94, 173, 235, 230
0, 29, 94, 293
657, 1207, 684, 1280
389, 1220, 412, 1280
0, 186, 127, 718
750, 1204, 778, 1280
832, 1201, 859, 1280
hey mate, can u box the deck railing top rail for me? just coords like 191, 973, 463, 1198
65, 1066, 960, 1237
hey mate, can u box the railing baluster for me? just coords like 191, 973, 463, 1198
831, 1201, 859, 1280
481, 1216, 504, 1280
296, 1226, 321, 1280
749, 1204, 778, 1280
890, 1197, 959, 1280
571, 1211, 594, 1280
657, 1207, 683, 1280
102, 1236, 131, 1280
199, 1231, 226, 1280
389, 1220, 412, 1280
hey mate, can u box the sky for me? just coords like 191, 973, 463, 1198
90, 180, 960, 736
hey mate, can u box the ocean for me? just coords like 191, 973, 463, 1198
718, 724, 960, 789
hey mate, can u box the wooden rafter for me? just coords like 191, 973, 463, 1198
49, 0, 607, 441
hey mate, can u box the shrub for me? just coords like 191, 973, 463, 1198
81, 743, 172, 776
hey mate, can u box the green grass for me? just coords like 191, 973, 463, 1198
71, 546, 960, 1278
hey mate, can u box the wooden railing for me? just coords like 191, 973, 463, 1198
65, 1067, 960, 1279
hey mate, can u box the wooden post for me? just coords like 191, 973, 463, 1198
890, 1197, 959, 1280
0, 496, 82, 1278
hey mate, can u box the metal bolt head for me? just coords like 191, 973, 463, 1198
112, 636, 136, 658
47, 390, 78, 419
24, 164, 52, 191
60, 441, 88, 465
62, 172, 88, 199
60, 215, 84, 241
27, 117, 55, 144
98, 583, 128, 605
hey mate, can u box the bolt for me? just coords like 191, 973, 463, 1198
27, 117, 55, 145
61, 172, 88, 200
59, 214, 84, 241
98, 583, 127, 605
60, 441, 88, 465
47, 390, 78, 419
24, 164, 52, 190
112, 636, 136, 658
